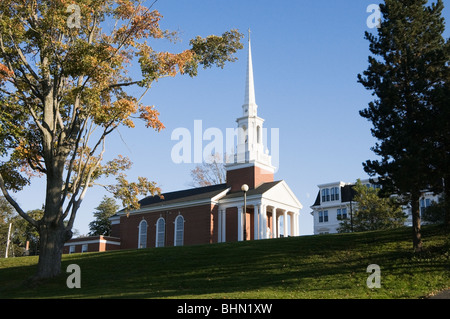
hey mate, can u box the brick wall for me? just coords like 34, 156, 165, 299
110, 162, 276, 250
226, 207, 238, 242
111, 222, 120, 238
63, 236, 121, 254
226, 165, 274, 192
118, 204, 218, 250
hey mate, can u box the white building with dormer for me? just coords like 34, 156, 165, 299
310, 179, 440, 235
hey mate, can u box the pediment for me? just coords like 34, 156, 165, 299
262, 181, 303, 209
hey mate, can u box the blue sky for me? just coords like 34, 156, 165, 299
11, 0, 450, 236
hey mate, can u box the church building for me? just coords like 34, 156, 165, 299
64, 34, 303, 253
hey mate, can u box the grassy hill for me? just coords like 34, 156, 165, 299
0, 225, 449, 299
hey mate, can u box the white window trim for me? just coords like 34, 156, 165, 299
156, 217, 165, 248
138, 219, 148, 249
174, 215, 185, 247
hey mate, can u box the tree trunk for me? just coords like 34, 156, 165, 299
34, 223, 67, 280
33, 159, 72, 280
444, 176, 450, 227
411, 192, 423, 252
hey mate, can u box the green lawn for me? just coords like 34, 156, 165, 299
0, 225, 449, 299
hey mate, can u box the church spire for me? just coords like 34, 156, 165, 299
225, 28, 275, 191
243, 29, 257, 117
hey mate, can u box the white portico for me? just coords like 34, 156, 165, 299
217, 181, 302, 242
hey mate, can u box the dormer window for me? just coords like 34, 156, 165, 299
330, 187, 340, 201
321, 189, 330, 202
322, 187, 340, 203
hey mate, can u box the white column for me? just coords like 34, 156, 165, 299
218, 210, 222, 243
218, 209, 227, 243
264, 205, 269, 239
290, 212, 295, 237
259, 203, 266, 239
254, 204, 259, 240
222, 209, 226, 242
272, 207, 277, 238
238, 206, 243, 241
283, 210, 288, 237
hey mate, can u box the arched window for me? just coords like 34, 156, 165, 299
156, 217, 165, 248
174, 215, 184, 247
138, 220, 147, 249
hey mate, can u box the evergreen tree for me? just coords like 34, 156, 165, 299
11, 209, 43, 256
358, 0, 448, 251
88, 196, 119, 236
422, 195, 446, 224
338, 180, 406, 233
428, 38, 450, 226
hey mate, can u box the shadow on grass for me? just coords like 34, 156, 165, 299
1, 225, 448, 299
0, 263, 39, 296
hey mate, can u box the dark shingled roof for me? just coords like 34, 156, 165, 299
116, 181, 283, 214
312, 191, 320, 206
341, 184, 357, 203
221, 181, 283, 200
138, 183, 229, 208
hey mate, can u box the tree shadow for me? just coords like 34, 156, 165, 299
1, 225, 448, 299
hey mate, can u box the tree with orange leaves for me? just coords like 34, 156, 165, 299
0, 0, 243, 280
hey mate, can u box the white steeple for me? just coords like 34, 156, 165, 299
243, 29, 257, 117
226, 30, 275, 174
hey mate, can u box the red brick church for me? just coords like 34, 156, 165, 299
64, 35, 302, 254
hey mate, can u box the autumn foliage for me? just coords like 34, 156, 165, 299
0, 0, 243, 279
